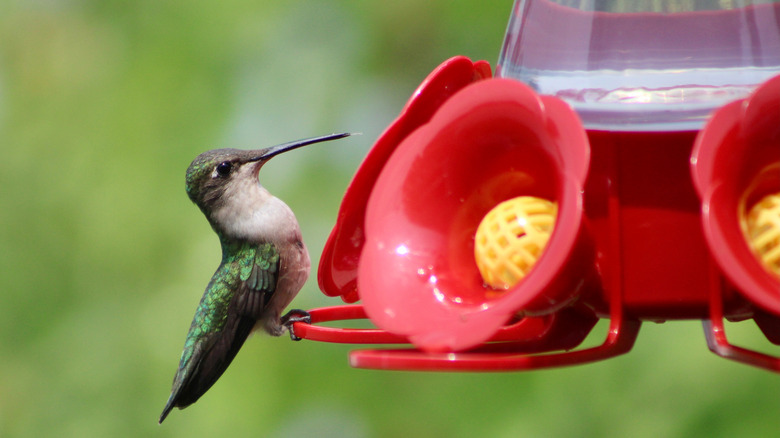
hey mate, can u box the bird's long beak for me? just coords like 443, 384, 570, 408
248, 132, 356, 162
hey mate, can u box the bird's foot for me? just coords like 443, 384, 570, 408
281, 309, 311, 341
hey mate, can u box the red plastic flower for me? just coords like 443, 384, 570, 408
692, 74, 780, 315
318, 56, 491, 303
319, 57, 593, 352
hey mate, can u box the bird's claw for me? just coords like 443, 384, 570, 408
281, 309, 311, 341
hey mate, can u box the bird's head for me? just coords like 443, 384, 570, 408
184, 133, 354, 218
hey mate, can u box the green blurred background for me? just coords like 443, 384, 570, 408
1, 0, 779, 437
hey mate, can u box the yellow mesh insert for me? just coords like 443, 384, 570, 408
745, 192, 780, 278
474, 197, 557, 290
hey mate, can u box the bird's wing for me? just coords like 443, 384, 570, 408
159, 242, 280, 423
239, 242, 280, 316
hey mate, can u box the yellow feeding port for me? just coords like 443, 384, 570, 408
474, 196, 557, 290
745, 192, 780, 278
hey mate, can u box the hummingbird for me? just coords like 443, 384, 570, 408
159, 132, 354, 424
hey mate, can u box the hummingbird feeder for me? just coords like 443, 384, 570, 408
294, 0, 780, 372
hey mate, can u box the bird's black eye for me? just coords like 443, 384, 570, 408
216, 161, 232, 177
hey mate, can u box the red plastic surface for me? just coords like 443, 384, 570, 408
311, 56, 780, 372
691, 75, 780, 316
292, 304, 598, 349
692, 75, 780, 370
704, 270, 780, 372
292, 302, 641, 372
357, 78, 596, 352
349, 270, 640, 371
318, 56, 491, 304
585, 130, 729, 319
291, 305, 408, 344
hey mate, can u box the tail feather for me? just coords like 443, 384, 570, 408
159, 393, 178, 424
159, 315, 255, 424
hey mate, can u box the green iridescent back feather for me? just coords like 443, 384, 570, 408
160, 241, 279, 422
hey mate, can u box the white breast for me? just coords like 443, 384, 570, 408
211, 165, 300, 243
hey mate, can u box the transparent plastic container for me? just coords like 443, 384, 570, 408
497, 0, 780, 131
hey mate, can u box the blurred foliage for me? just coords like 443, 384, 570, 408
0, 0, 779, 437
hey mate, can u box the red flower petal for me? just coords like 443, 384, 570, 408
358, 78, 591, 352
318, 56, 491, 302
692, 74, 780, 314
